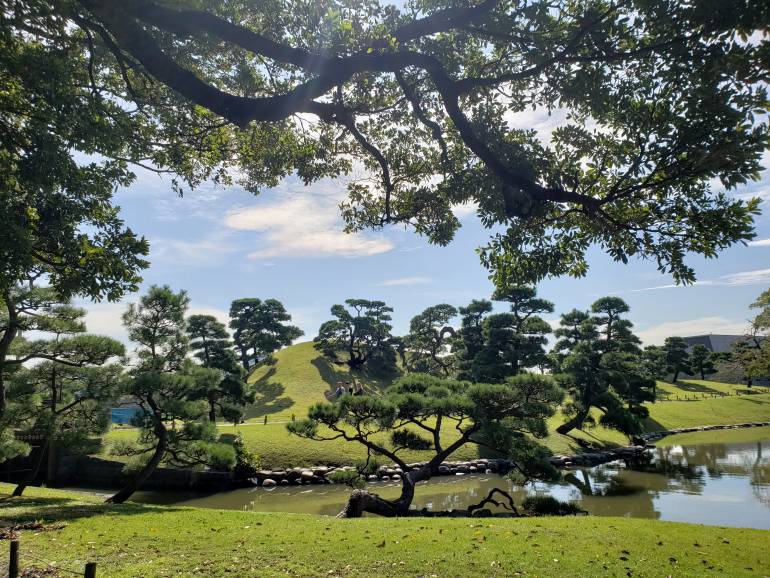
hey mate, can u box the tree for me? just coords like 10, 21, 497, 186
730, 289, 770, 388
108, 286, 235, 504
0, 284, 127, 461
314, 299, 395, 371
453, 300, 493, 381
187, 315, 254, 423
288, 373, 563, 517
690, 344, 716, 381
550, 309, 597, 372
404, 304, 457, 376
590, 297, 640, 353
469, 287, 553, 382
7, 1, 767, 288
639, 345, 668, 396
228, 299, 303, 369
663, 337, 692, 382
3, 298, 124, 494
554, 297, 654, 436
10, 362, 124, 497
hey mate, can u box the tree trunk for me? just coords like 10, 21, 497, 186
106, 428, 167, 504
11, 438, 50, 497
338, 466, 428, 518
673, 369, 680, 382
556, 406, 590, 435
46, 438, 57, 485
208, 398, 217, 423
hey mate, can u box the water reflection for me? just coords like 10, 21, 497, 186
136, 436, 770, 529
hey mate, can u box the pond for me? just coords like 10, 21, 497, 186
135, 430, 770, 529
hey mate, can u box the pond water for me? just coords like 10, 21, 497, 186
136, 432, 770, 529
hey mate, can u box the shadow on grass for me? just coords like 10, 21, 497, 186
665, 381, 723, 395
0, 494, 186, 526
310, 356, 401, 396
243, 367, 295, 419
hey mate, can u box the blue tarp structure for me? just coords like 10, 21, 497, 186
110, 407, 143, 424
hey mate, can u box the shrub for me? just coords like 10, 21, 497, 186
231, 434, 262, 478
522, 495, 585, 516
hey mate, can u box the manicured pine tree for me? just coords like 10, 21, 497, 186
107, 286, 235, 504
289, 373, 563, 517
663, 337, 692, 382
229, 299, 303, 369
314, 299, 396, 372
187, 315, 253, 423
470, 286, 553, 382
555, 297, 654, 436
690, 344, 716, 381
404, 304, 458, 377
453, 300, 493, 381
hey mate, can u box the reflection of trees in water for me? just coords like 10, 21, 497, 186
752, 441, 770, 506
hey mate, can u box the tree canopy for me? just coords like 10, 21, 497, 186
4, 0, 767, 286
229, 298, 304, 368
288, 372, 562, 517
315, 299, 396, 371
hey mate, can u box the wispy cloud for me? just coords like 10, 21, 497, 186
149, 231, 237, 266
636, 316, 750, 346
377, 276, 432, 287
748, 238, 770, 247
224, 193, 393, 259
631, 268, 770, 292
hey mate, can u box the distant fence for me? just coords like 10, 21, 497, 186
657, 387, 770, 402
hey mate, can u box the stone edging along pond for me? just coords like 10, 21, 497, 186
251, 421, 770, 488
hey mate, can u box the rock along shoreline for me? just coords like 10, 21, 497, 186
250, 421, 770, 488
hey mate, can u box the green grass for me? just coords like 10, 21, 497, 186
244, 341, 401, 421
2, 484, 769, 578
662, 426, 770, 446
657, 379, 768, 398
100, 343, 770, 468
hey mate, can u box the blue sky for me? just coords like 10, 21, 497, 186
79, 110, 770, 348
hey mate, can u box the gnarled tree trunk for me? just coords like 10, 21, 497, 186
107, 403, 168, 504
338, 465, 428, 518
556, 406, 590, 435
11, 438, 50, 497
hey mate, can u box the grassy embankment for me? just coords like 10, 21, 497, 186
102, 342, 770, 469
2, 484, 769, 578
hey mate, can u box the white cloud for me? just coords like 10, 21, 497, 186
79, 301, 129, 344
149, 231, 237, 265
636, 317, 750, 346
451, 202, 479, 219
631, 268, 770, 292
748, 238, 770, 247
377, 276, 432, 287
78, 301, 229, 347
224, 194, 393, 259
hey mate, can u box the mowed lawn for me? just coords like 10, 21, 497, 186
2, 484, 769, 578
101, 342, 770, 468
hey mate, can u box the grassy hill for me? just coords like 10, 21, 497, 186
102, 342, 770, 469
242, 341, 401, 421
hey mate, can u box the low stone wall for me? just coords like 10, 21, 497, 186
635, 421, 770, 444
250, 447, 655, 487
56, 455, 236, 492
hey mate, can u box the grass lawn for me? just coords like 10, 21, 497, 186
99, 343, 770, 468
662, 425, 770, 446
657, 379, 769, 398
2, 484, 769, 578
